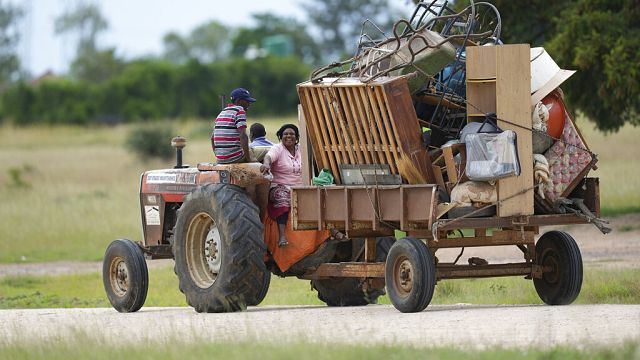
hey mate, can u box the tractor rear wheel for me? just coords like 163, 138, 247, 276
385, 237, 436, 313
102, 239, 148, 313
173, 184, 268, 312
534, 231, 583, 305
312, 236, 395, 306
249, 271, 271, 306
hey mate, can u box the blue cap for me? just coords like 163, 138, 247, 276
230, 88, 256, 103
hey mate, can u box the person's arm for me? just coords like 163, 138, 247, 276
261, 154, 271, 174
239, 128, 251, 161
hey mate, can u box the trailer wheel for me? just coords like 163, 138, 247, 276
312, 237, 395, 306
385, 237, 436, 313
173, 184, 268, 312
102, 239, 148, 313
534, 231, 583, 305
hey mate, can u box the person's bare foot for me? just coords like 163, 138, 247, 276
278, 236, 289, 247
330, 229, 346, 241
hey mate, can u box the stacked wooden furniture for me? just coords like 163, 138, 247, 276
297, 77, 435, 185
465, 44, 534, 216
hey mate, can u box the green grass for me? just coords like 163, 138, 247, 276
0, 117, 290, 263
0, 116, 637, 264
0, 338, 638, 359
576, 118, 640, 216
1, 266, 639, 309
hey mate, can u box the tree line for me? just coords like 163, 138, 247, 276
0, 0, 396, 125
1, 57, 310, 125
0, 0, 637, 131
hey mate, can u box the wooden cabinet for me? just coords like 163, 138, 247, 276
466, 44, 533, 216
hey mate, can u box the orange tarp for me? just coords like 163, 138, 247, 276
263, 216, 330, 272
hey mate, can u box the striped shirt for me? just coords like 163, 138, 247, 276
212, 104, 247, 164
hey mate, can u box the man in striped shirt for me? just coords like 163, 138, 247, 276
211, 88, 257, 164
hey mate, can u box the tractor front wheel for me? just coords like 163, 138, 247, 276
102, 239, 149, 312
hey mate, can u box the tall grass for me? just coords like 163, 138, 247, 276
0, 118, 289, 263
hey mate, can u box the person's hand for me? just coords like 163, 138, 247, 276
260, 164, 270, 174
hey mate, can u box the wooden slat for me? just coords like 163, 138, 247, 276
297, 104, 311, 185
378, 86, 406, 166
299, 90, 330, 177
304, 88, 333, 173
339, 88, 366, 164
495, 44, 533, 216
442, 146, 458, 183
309, 87, 340, 182
356, 86, 387, 166
374, 87, 402, 168
367, 86, 397, 172
331, 87, 359, 164
322, 88, 352, 165
344, 87, 372, 163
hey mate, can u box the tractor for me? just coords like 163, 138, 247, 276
103, 2, 604, 313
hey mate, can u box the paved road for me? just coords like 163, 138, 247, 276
1, 304, 639, 348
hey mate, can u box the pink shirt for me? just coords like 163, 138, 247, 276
267, 143, 303, 186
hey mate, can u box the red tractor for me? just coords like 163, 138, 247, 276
103, 44, 602, 313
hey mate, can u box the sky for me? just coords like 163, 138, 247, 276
10, 0, 313, 75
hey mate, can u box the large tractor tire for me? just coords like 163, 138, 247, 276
172, 184, 269, 312
102, 239, 148, 313
534, 231, 583, 305
312, 236, 395, 306
385, 237, 436, 313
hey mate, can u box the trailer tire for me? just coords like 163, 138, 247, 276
102, 239, 148, 313
172, 184, 268, 312
385, 237, 435, 313
312, 237, 395, 306
534, 231, 583, 305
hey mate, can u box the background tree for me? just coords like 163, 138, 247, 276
162, 20, 230, 64
0, 2, 23, 84
546, 0, 639, 132
486, 0, 638, 131
230, 13, 321, 64
302, 0, 400, 60
54, 3, 120, 82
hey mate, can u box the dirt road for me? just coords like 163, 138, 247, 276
1, 215, 638, 348
1, 304, 639, 348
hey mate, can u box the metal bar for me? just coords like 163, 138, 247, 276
428, 230, 535, 248
436, 262, 537, 280
302, 262, 385, 279
365, 238, 377, 262
437, 214, 591, 231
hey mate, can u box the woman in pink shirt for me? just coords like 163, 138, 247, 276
261, 124, 302, 247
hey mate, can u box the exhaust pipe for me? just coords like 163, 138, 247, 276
171, 136, 186, 168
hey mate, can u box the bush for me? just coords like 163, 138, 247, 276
125, 123, 174, 160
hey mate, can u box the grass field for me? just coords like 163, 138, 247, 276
1, 266, 638, 309
1, 339, 638, 360
0, 117, 638, 264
